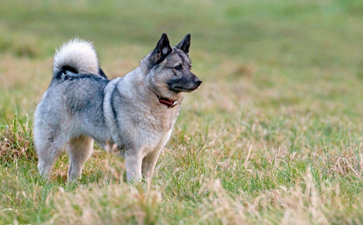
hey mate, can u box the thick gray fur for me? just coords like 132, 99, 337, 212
33, 34, 201, 183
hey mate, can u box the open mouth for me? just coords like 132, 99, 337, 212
170, 85, 198, 93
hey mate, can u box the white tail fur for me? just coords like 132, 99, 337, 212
53, 39, 99, 76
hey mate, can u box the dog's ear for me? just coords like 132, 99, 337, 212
176, 34, 191, 54
150, 33, 172, 65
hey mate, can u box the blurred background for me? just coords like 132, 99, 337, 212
1, 0, 363, 121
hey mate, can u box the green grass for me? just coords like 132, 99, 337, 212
1, 0, 363, 224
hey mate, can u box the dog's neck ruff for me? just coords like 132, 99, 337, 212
156, 94, 178, 108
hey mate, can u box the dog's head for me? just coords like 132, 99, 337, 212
141, 33, 202, 100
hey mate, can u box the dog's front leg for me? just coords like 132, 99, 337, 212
125, 152, 143, 182
142, 149, 161, 183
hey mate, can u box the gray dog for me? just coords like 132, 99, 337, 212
33, 33, 201, 183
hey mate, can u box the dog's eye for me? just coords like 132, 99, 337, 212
175, 65, 183, 70
189, 65, 192, 70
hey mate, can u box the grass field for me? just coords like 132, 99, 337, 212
1, 0, 363, 224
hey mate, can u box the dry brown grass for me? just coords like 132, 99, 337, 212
0, 118, 36, 163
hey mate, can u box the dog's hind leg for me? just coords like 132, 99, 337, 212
66, 135, 94, 183
36, 130, 65, 180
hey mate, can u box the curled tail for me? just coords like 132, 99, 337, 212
53, 39, 106, 78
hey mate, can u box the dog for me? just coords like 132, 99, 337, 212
33, 33, 202, 183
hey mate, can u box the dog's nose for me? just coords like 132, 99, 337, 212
195, 79, 202, 86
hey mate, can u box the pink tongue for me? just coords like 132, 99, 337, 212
159, 98, 173, 106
